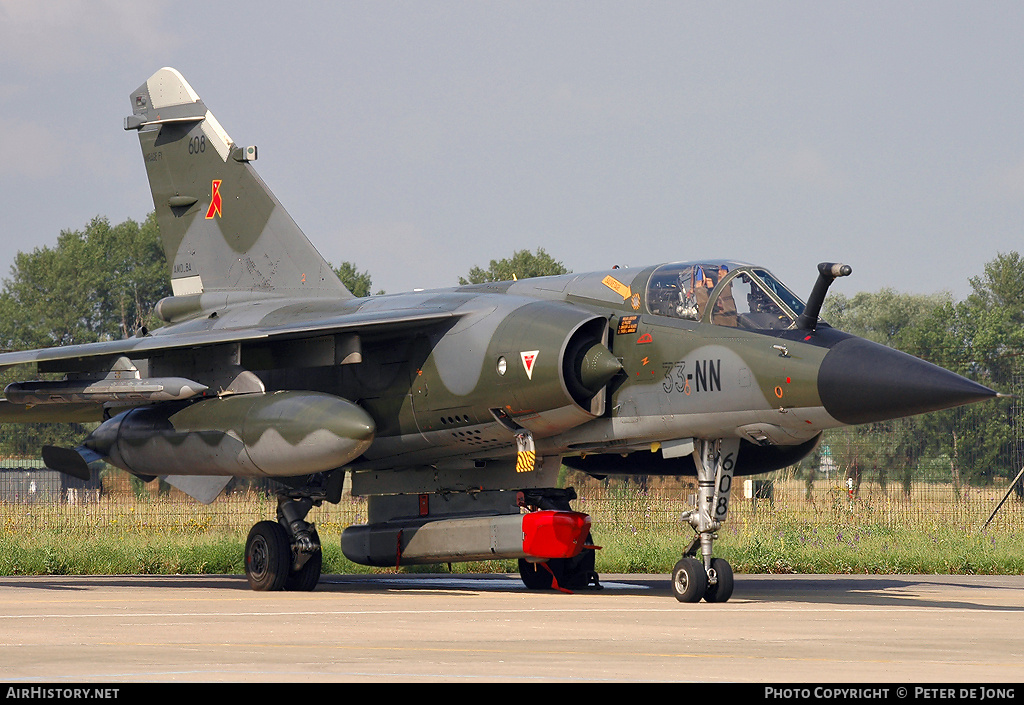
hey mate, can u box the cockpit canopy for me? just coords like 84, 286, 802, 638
646, 261, 808, 330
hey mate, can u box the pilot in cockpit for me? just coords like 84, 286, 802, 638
674, 265, 713, 320
695, 266, 718, 319
712, 265, 738, 327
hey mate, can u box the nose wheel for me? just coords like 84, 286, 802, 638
671, 556, 734, 603
703, 557, 734, 602
671, 438, 739, 603
670, 557, 706, 602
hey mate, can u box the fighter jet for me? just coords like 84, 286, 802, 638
0, 69, 998, 601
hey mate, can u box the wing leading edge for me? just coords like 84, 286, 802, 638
0, 307, 462, 423
0, 308, 461, 372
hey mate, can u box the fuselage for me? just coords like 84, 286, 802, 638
128, 259, 992, 482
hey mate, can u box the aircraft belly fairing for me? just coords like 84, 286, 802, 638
0, 67, 998, 598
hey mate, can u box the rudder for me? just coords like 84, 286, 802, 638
125, 68, 350, 299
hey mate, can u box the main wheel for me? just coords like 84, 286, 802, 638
285, 548, 322, 591
703, 557, 734, 603
671, 557, 707, 603
518, 558, 555, 589
559, 533, 598, 590
245, 520, 291, 591
285, 528, 323, 592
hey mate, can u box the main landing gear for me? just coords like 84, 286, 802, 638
516, 488, 602, 592
517, 546, 600, 592
244, 492, 323, 591
672, 438, 739, 603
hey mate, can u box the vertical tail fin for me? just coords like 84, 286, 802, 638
125, 67, 350, 299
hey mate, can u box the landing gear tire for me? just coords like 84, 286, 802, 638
285, 549, 322, 591
671, 557, 708, 603
703, 557, 734, 603
245, 520, 291, 592
549, 534, 600, 590
517, 541, 600, 591
285, 528, 323, 592
518, 559, 554, 590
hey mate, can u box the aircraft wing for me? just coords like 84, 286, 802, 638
0, 307, 461, 372
0, 307, 462, 424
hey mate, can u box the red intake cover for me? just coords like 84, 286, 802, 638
521, 510, 591, 559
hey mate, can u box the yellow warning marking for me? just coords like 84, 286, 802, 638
516, 451, 536, 473
602, 275, 632, 301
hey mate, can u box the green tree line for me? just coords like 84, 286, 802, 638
813, 252, 1024, 492
0, 215, 1018, 492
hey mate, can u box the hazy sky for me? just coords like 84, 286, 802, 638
2, 1, 1022, 302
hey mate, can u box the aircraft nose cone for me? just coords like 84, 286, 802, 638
818, 337, 997, 425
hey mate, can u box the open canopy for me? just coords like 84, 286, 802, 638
646, 261, 809, 331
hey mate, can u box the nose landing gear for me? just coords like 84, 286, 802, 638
671, 438, 738, 603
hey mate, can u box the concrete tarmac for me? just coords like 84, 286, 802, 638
0, 573, 1022, 683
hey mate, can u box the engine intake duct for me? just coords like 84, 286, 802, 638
487, 302, 620, 421
563, 327, 622, 407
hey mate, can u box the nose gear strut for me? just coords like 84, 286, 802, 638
673, 438, 739, 603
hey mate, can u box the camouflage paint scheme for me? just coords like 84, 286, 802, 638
0, 69, 997, 596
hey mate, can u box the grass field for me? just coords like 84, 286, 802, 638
1, 471, 1023, 578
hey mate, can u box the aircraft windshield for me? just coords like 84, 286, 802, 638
646, 262, 806, 331
751, 269, 806, 319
